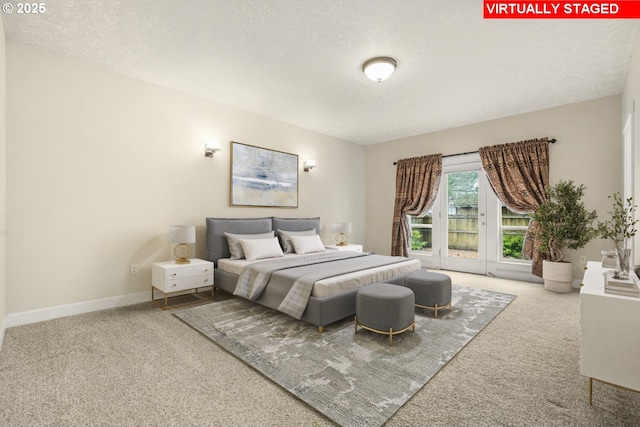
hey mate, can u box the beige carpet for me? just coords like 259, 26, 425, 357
1, 271, 639, 426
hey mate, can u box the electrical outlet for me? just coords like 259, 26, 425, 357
579, 256, 587, 264
130, 264, 138, 275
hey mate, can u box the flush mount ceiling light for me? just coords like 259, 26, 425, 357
362, 57, 397, 82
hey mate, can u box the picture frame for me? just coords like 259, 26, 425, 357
230, 141, 299, 208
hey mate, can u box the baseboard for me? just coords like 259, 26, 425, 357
0, 316, 6, 351
5, 291, 151, 328
489, 261, 543, 284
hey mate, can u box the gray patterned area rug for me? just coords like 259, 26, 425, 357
174, 285, 515, 427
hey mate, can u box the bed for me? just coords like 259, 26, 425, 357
205, 217, 421, 331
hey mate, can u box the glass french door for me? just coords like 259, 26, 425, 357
439, 162, 487, 274
410, 154, 488, 274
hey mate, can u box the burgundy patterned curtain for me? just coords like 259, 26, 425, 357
479, 138, 550, 277
391, 154, 442, 257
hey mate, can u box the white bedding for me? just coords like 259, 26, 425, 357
217, 253, 421, 298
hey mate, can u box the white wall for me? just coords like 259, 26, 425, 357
365, 95, 622, 281
625, 27, 640, 265
5, 42, 365, 317
0, 17, 7, 345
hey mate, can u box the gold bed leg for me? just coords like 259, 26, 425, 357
389, 327, 393, 346
318, 325, 324, 333
588, 377, 593, 405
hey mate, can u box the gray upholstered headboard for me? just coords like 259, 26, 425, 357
205, 216, 320, 265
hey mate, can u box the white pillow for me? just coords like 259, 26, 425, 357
277, 229, 316, 253
225, 231, 274, 259
240, 237, 284, 261
290, 234, 326, 255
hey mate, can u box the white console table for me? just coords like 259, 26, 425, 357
580, 261, 640, 404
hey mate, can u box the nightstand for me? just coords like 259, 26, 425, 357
151, 258, 214, 309
325, 244, 363, 252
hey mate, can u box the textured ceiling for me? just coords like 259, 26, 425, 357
3, 0, 638, 145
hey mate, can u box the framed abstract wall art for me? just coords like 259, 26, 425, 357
230, 141, 299, 208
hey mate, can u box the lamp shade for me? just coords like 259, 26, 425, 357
331, 222, 352, 234
168, 226, 196, 244
207, 140, 221, 150
362, 57, 397, 82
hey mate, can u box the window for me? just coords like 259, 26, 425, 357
410, 210, 432, 254
500, 203, 531, 261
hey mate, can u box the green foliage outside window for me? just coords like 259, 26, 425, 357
503, 234, 524, 259
411, 229, 528, 260
411, 229, 429, 251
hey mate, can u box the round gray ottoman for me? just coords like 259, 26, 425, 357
403, 270, 452, 318
355, 283, 415, 346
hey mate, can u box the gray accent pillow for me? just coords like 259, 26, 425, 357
277, 229, 316, 253
224, 231, 275, 260
273, 217, 320, 233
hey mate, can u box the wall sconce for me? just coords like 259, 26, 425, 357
303, 160, 317, 172
204, 142, 221, 158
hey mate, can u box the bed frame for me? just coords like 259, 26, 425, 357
205, 216, 368, 332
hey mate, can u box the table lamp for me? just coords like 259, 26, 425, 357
169, 225, 196, 264
331, 222, 352, 246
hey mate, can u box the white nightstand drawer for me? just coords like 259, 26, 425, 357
164, 264, 213, 280
152, 260, 213, 280
325, 244, 363, 252
160, 275, 213, 292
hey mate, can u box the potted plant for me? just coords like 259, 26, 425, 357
532, 180, 598, 292
597, 193, 637, 278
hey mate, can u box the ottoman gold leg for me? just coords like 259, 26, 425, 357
356, 321, 415, 347
416, 302, 452, 318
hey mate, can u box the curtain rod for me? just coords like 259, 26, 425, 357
393, 138, 556, 165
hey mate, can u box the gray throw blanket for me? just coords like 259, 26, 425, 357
234, 251, 409, 319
